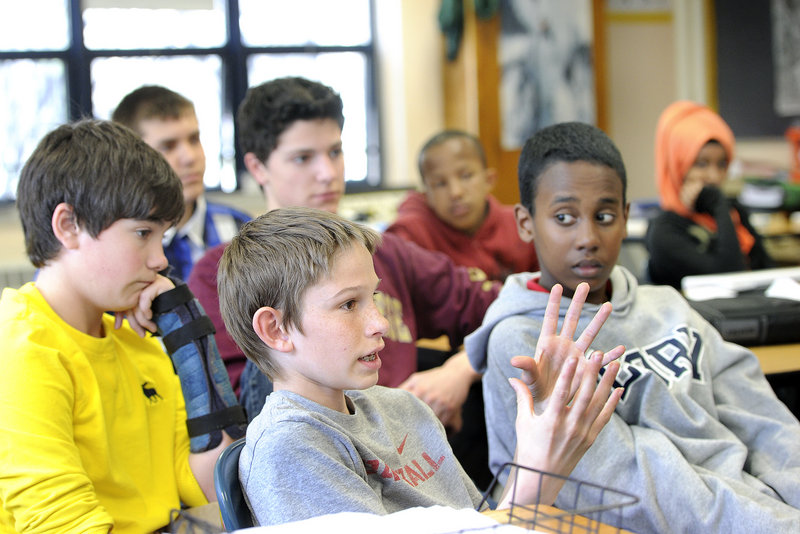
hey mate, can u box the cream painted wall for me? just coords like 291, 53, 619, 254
606, 18, 675, 202
375, 0, 444, 191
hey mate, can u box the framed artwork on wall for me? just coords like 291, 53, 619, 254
442, 0, 605, 204
498, 0, 596, 149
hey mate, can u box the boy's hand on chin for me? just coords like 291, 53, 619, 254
115, 275, 175, 337
512, 283, 624, 414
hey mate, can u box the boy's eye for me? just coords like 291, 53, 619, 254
342, 299, 357, 311
555, 213, 576, 224
292, 154, 311, 164
596, 212, 616, 224
330, 147, 343, 159
158, 141, 177, 154
136, 228, 152, 238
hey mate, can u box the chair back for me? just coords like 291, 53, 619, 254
213, 438, 254, 530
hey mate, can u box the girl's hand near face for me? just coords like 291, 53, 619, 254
680, 177, 705, 213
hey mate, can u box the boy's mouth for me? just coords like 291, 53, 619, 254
573, 259, 603, 277
359, 352, 378, 362
450, 203, 470, 218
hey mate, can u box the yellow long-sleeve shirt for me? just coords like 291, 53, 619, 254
0, 284, 206, 533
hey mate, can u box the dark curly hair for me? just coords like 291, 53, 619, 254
237, 77, 344, 162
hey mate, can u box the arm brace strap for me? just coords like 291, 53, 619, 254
152, 283, 247, 448
162, 316, 216, 355
186, 406, 247, 437
152, 283, 194, 313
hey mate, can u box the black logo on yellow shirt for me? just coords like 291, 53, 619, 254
142, 382, 163, 403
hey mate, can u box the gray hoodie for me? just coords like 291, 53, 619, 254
466, 266, 800, 533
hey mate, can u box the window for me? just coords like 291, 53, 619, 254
0, 0, 379, 201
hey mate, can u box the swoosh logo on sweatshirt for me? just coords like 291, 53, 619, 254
397, 433, 409, 455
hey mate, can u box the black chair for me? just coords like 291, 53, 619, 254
213, 438, 254, 530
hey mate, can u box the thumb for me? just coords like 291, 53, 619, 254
509, 377, 534, 418
511, 355, 539, 386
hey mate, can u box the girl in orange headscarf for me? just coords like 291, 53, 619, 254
644, 101, 773, 289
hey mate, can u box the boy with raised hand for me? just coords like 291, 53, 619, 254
465, 122, 800, 533
386, 130, 538, 282
188, 78, 495, 452
0, 119, 245, 533
113, 85, 251, 281
217, 206, 623, 526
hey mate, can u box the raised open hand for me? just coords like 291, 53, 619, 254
498, 347, 622, 508
510, 282, 624, 414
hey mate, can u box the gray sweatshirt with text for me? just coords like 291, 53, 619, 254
465, 266, 800, 533
240, 387, 483, 526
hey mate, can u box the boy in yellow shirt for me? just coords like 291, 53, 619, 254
0, 119, 245, 533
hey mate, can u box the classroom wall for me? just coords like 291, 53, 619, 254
0, 1, 792, 273
605, 1, 791, 204
605, 12, 675, 203
375, 0, 445, 191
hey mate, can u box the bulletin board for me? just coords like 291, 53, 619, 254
714, 0, 799, 138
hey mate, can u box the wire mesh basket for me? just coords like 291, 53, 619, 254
477, 463, 639, 533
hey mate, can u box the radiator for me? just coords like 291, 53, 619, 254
0, 265, 36, 289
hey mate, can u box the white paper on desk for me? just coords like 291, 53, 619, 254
765, 277, 800, 302
683, 285, 738, 301
234, 505, 532, 534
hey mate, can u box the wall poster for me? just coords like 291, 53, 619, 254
498, 0, 596, 149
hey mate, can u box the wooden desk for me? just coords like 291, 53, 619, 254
483, 504, 633, 533
750, 344, 800, 375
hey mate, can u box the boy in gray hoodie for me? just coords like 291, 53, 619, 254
465, 122, 800, 533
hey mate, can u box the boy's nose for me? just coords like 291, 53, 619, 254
575, 221, 600, 250
316, 156, 338, 183
150, 245, 169, 272
178, 141, 202, 164
448, 180, 464, 198
368, 305, 390, 337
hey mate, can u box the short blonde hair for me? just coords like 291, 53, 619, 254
218, 207, 381, 380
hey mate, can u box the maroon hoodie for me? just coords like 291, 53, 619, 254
386, 191, 538, 282
188, 233, 500, 392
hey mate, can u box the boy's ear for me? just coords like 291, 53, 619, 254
51, 202, 81, 249
514, 203, 535, 244
623, 202, 631, 239
252, 306, 293, 352
244, 152, 269, 186
485, 167, 498, 190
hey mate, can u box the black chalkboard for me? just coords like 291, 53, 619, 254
715, 0, 798, 137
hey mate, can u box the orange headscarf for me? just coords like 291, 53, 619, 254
654, 101, 754, 254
